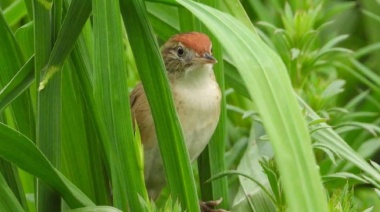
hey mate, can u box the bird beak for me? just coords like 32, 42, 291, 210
203, 53, 217, 64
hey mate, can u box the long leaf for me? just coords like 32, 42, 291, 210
61, 22, 111, 205
92, 0, 147, 210
33, 0, 62, 210
0, 7, 34, 210
0, 173, 24, 212
299, 97, 380, 183
0, 56, 34, 111
0, 122, 94, 208
39, 0, 91, 90
3, 0, 28, 27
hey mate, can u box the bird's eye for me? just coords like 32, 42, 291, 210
177, 46, 185, 57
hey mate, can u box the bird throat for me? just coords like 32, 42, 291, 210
171, 63, 213, 86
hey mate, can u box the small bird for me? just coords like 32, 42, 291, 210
130, 32, 222, 209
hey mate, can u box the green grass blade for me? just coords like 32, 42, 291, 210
350, 59, 380, 87
33, 0, 62, 210
146, 2, 179, 39
15, 22, 34, 58
176, 1, 328, 211
0, 122, 94, 208
36, 64, 62, 212
0, 173, 24, 212
92, 0, 148, 210
3, 0, 27, 27
224, 60, 249, 99
0, 155, 29, 211
221, 0, 260, 33
39, 0, 91, 90
361, 0, 380, 72
362, 9, 380, 24
61, 62, 105, 205
0, 56, 34, 111
299, 97, 380, 183
179, 6, 196, 32
59, 22, 112, 205
0, 8, 34, 210
120, 0, 199, 210
355, 42, 380, 59
336, 62, 380, 96
0, 5, 35, 142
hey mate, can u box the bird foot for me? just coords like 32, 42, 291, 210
200, 197, 229, 212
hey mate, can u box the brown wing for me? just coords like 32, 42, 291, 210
130, 83, 155, 147
130, 83, 143, 127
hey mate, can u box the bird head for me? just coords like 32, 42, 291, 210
161, 32, 216, 75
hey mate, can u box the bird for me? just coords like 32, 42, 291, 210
130, 32, 222, 210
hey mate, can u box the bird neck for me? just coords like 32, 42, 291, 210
169, 63, 214, 87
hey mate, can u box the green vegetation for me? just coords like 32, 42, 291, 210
0, 0, 379, 211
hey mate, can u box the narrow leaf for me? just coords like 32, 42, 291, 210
0, 122, 94, 208
92, 0, 148, 210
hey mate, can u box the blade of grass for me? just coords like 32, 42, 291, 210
33, 0, 62, 211
146, 2, 179, 40
179, 6, 196, 32
40, 0, 112, 206
0, 173, 24, 212
61, 24, 111, 205
8, 1, 110, 204
355, 42, 380, 59
350, 58, 380, 86
0, 159, 28, 211
15, 22, 34, 59
21, 0, 33, 19
61, 62, 100, 204
221, 0, 257, 34
38, 0, 91, 90
0, 122, 94, 207
362, 9, 380, 24
3, 0, 27, 27
176, 1, 328, 211
298, 97, 380, 183
361, 0, 380, 72
37, 54, 62, 211
120, 0, 199, 210
0, 56, 34, 111
336, 62, 380, 96
0, 3, 35, 144
0, 9, 34, 210
92, 0, 148, 210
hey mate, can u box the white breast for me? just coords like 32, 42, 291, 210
172, 65, 221, 160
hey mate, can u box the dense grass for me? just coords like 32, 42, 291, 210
0, 0, 379, 211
